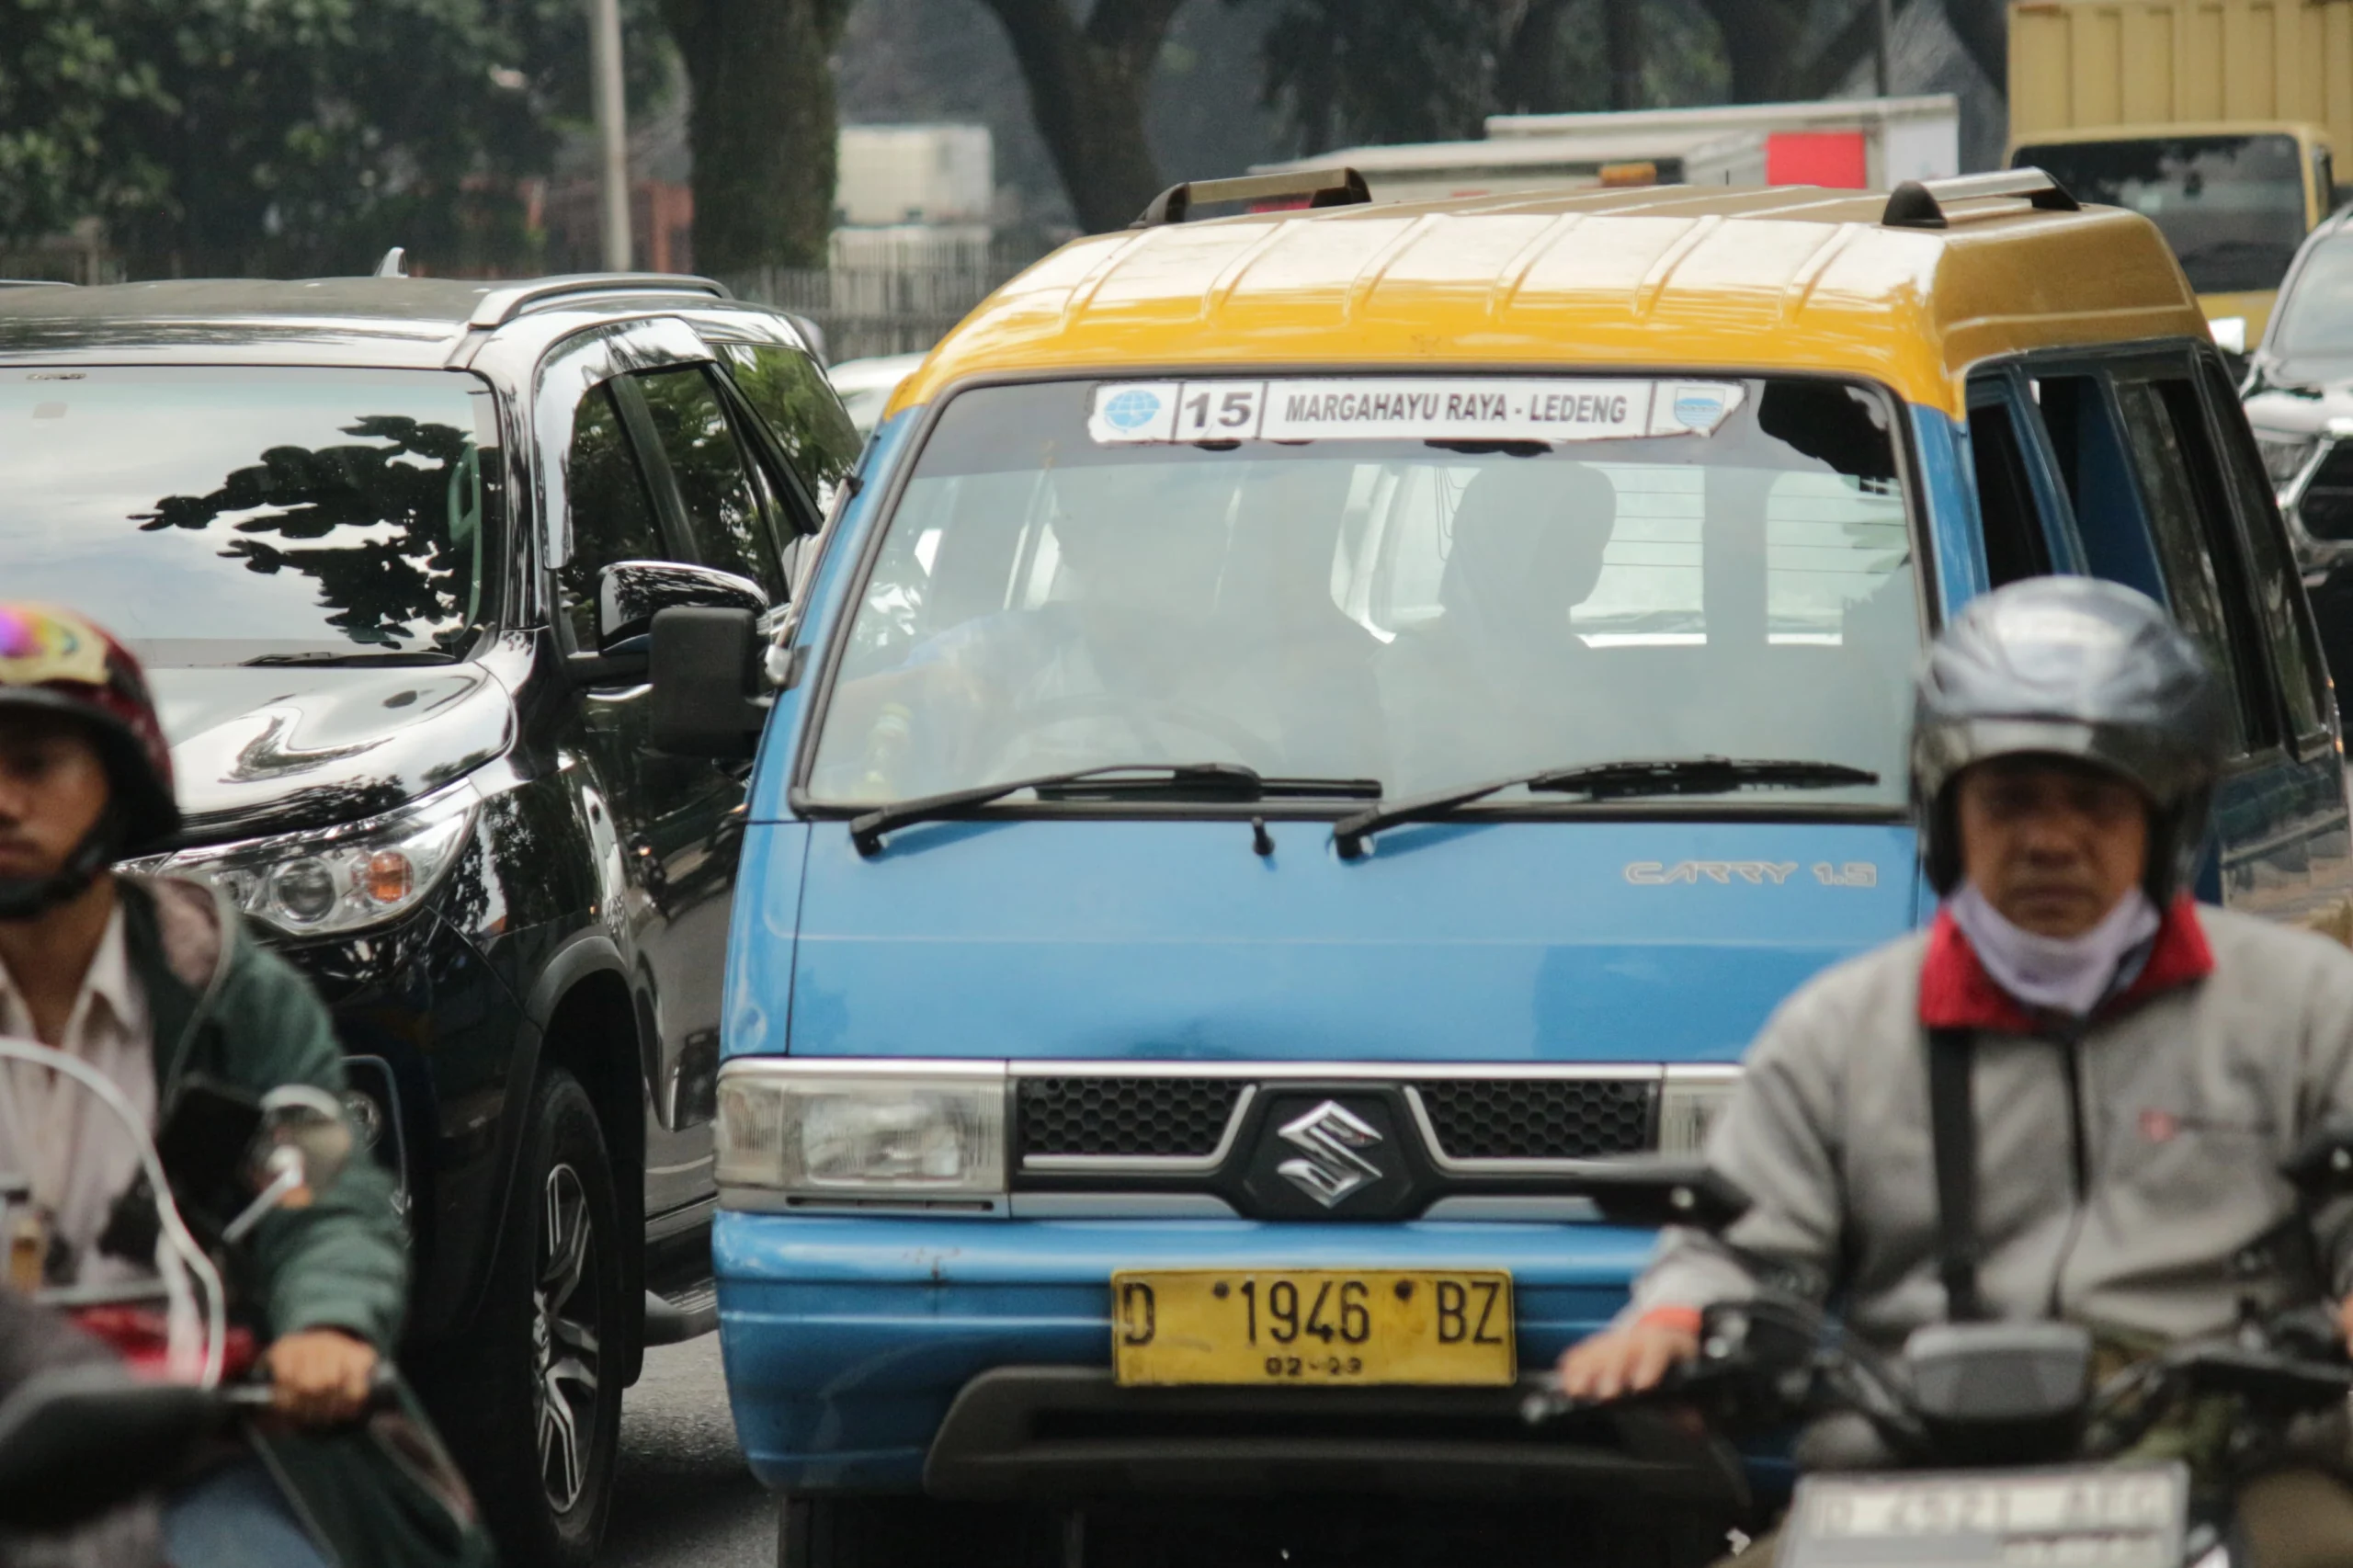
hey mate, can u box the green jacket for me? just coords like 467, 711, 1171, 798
121, 874, 494, 1568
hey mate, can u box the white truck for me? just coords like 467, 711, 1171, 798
1250, 95, 1961, 204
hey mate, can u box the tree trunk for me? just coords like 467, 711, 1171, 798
1694, 0, 1817, 103
1495, 0, 1577, 115
662, 0, 852, 274
1939, 0, 2006, 92
1605, 0, 1641, 111
972, 0, 1188, 235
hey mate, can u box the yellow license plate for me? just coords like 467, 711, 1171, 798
1110, 1268, 1514, 1387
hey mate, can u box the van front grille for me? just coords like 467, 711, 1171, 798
1017, 1076, 1243, 1160
1415, 1077, 1655, 1161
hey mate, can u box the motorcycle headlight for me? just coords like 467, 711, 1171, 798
136, 790, 474, 937
717, 1063, 1007, 1204
2256, 434, 2320, 491
1657, 1066, 1741, 1157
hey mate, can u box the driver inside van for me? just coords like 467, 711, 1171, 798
829, 461, 1280, 793
1377, 460, 1620, 790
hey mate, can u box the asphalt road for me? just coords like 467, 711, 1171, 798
602, 1335, 774, 1567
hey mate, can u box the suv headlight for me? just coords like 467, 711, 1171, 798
2257, 434, 2320, 492
1658, 1066, 1740, 1156
717, 1063, 1006, 1203
132, 789, 474, 937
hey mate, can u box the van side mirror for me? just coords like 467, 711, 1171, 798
650, 608, 769, 759
572, 562, 768, 687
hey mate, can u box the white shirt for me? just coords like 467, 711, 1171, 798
0, 909, 156, 1282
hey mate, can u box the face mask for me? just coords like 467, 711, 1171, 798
1945, 880, 2162, 1018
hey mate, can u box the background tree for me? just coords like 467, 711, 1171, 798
968, 0, 1192, 235
0, 0, 676, 277
663, 0, 852, 272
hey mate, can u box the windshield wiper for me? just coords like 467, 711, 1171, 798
849, 764, 1381, 856
1331, 756, 1880, 858
242, 649, 457, 667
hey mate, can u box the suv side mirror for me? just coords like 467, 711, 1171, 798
573, 561, 768, 686
650, 607, 769, 758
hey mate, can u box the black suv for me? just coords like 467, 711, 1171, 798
0, 273, 860, 1565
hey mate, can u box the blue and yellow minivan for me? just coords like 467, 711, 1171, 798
655, 169, 2353, 1564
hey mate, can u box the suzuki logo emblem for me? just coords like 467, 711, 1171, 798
1275, 1101, 1384, 1207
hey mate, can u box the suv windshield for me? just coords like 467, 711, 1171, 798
2274, 232, 2353, 356
809, 375, 1920, 807
0, 366, 500, 665
2016, 134, 2307, 295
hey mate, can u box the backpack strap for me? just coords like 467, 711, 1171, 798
1927, 1026, 1988, 1322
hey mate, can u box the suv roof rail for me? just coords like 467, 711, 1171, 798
1882, 168, 2080, 230
467, 272, 732, 330
1132, 167, 1370, 228
0, 279, 74, 289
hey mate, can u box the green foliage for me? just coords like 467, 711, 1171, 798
0, 0, 673, 278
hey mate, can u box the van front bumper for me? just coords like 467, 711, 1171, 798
715, 1212, 1672, 1495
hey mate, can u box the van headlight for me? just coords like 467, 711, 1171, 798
1658, 1067, 1740, 1156
717, 1063, 1007, 1203
130, 789, 474, 937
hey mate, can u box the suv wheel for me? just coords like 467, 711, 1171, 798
779, 1496, 1056, 1568
443, 1070, 626, 1568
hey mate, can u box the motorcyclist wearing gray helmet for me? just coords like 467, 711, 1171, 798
1559, 576, 2353, 1568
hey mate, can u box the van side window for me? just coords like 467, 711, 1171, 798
716, 341, 862, 515
1964, 392, 2054, 585
2032, 375, 2167, 602
559, 383, 665, 652
2199, 359, 2336, 740
2111, 376, 2265, 753
634, 366, 787, 604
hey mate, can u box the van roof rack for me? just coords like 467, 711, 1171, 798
1882, 168, 2080, 229
1132, 167, 1370, 228
467, 273, 731, 330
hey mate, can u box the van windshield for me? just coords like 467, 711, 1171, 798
0, 366, 499, 665
2016, 134, 2308, 295
808, 376, 1921, 807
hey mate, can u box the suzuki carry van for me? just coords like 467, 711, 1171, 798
661, 168, 2353, 1566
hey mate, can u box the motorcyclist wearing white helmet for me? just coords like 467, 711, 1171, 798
1560, 576, 2353, 1568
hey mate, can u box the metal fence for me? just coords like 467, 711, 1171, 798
723, 241, 1046, 364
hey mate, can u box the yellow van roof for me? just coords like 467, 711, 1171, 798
892, 184, 2202, 421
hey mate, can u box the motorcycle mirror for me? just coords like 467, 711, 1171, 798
222, 1086, 355, 1244
2281, 1119, 2353, 1199
1574, 1156, 1752, 1233
246, 1085, 355, 1202
0, 1364, 217, 1530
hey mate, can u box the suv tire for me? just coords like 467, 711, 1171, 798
439, 1069, 626, 1568
779, 1496, 1057, 1568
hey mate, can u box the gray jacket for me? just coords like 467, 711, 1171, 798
1626, 904, 2353, 1349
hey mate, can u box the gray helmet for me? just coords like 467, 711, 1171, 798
1911, 576, 2228, 900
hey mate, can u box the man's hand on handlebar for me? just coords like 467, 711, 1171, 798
1555, 1312, 1702, 1403
267, 1328, 380, 1426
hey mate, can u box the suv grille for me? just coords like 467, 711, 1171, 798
1415, 1078, 1655, 1161
2302, 442, 2353, 541
1017, 1077, 1243, 1160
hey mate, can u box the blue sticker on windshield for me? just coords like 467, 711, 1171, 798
1674, 387, 1728, 428
1103, 388, 1164, 429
